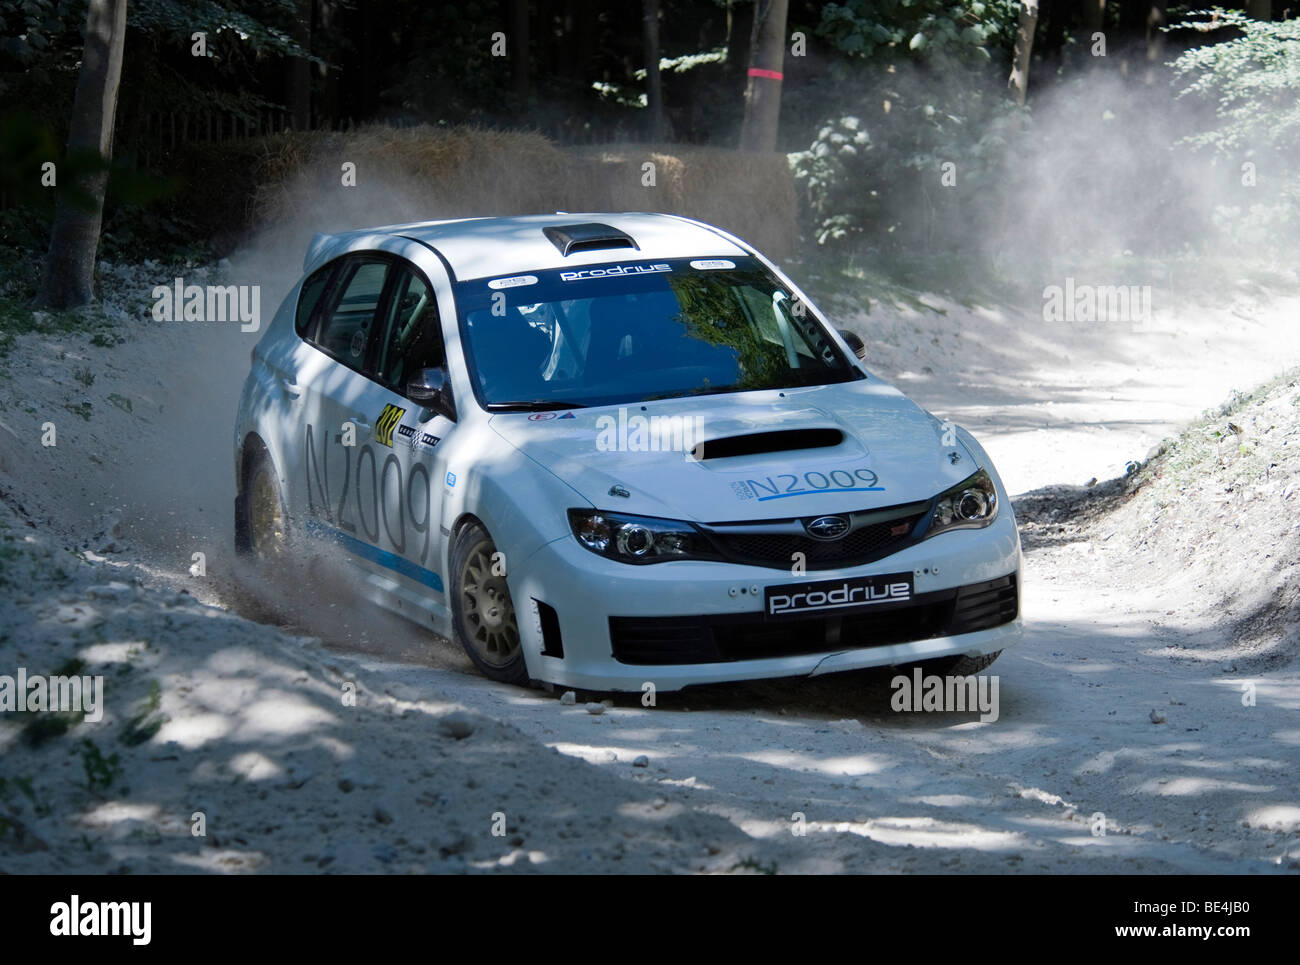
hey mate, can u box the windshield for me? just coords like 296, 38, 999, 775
453, 257, 858, 409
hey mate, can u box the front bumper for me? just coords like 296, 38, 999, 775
509, 508, 1023, 692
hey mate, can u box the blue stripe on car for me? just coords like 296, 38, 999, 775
756, 486, 885, 502
305, 518, 445, 593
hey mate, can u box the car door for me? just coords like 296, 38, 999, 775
364, 256, 459, 619
304, 252, 458, 622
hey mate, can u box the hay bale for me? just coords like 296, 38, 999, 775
215, 125, 578, 285
250, 125, 581, 230
571, 143, 798, 261
173, 125, 798, 273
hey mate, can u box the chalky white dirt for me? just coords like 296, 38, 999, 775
0, 259, 1296, 873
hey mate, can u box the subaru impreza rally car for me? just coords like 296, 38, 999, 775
234, 213, 1021, 690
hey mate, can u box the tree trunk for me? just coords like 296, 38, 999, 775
1007, 0, 1039, 106
1081, 0, 1105, 33
570, 0, 594, 87
1246, 0, 1270, 20
1080, 0, 1105, 71
511, 0, 530, 104
739, 0, 789, 153
1145, 0, 1167, 82
35, 0, 127, 310
317, 1, 340, 127
643, 0, 667, 141
726, 0, 754, 76
285, 0, 313, 129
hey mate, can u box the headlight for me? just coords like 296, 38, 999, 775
567, 509, 719, 564
925, 469, 998, 538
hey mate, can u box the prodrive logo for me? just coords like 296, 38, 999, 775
766, 573, 912, 617
50, 895, 151, 945
560, 263, 671, 282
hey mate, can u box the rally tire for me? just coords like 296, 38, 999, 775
235, 442, 288, 561
905, 650, 1002, 677
450, 522, 529, 685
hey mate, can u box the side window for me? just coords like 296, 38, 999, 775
295, 265, 333, 338
314, 259, 391, 370
377, 265, 444, 393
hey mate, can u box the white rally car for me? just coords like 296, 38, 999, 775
234, 213, 1022, 691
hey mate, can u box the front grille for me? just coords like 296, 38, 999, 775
609, 574, 1018, 665
710, 515, 924, 569
700, 500, 930, 570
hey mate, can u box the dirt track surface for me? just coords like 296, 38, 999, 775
1, 263, 1297, 872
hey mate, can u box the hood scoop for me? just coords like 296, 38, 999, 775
543, 223, 638, 256
691, 427, 844, 461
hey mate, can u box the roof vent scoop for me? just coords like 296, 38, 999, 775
544, 223, 639, 257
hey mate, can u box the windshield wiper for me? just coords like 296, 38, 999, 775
639, 385, 738, 402
485, 400, 589, 412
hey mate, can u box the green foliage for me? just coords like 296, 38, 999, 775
129, 0, 319, 63
11, 775, 52, 816
120, 680, 166, 747
1172, 11, 1300, 157
818, 0, 1019, 66
790, 64, 1021, 249
1171, 11, 1300, 246
790, 1, 1022, 250
20, 711, 79, 747
593, 47, 729, 109
0, 112, 117, 220
2, 0, 321, 122
789, 114, 874, 245
0, 0, 82, 77
80, 739, 123, 794
379, 1, 515, 122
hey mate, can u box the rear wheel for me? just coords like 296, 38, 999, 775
450, 521, 529, 685
236, 444, 287, 561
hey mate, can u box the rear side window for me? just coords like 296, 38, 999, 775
295, 266, 332, 337
314, 259, 391, 369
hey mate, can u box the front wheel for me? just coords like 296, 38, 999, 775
449, 522, 529, 685
901, 650, 1001, 678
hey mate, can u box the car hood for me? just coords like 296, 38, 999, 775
488, 379, 979, 522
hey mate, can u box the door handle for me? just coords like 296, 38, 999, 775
281, 379, 302, 398
350, 415, 373, 432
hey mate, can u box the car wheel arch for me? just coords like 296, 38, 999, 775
449, 511, 488, 549
235, 433, 289, 557
239, 433, 278, 491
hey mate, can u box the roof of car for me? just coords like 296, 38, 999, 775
304, 212, 752, 281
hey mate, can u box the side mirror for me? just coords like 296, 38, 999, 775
407, 366, 456, 421
838, 329, 868, 361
